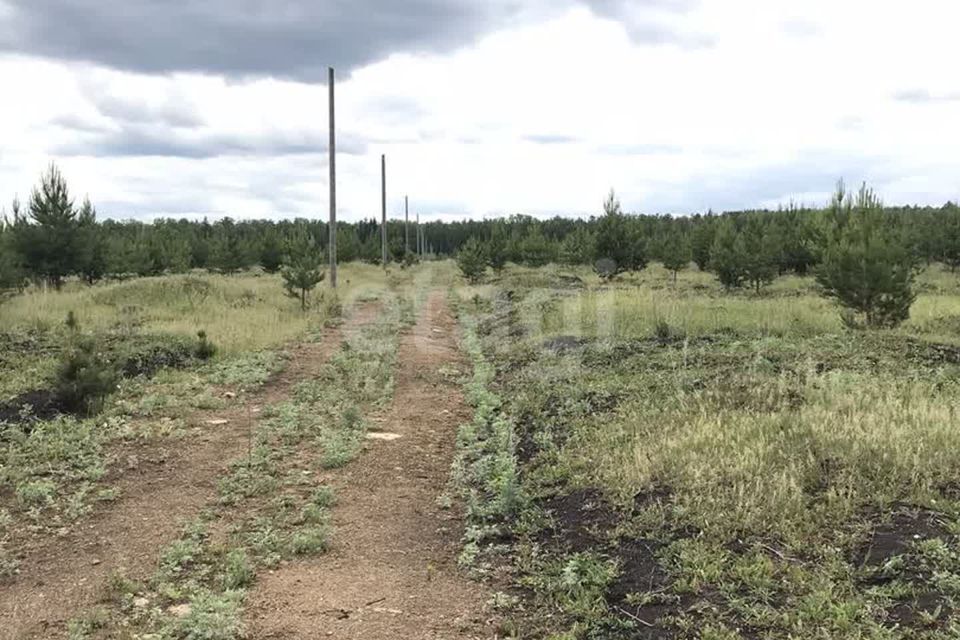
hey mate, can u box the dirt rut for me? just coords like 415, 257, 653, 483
245, 291, 496, 639
0, 303, 379, 640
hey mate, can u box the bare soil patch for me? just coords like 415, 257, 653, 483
0, 305, 378, 640
245, 291, 497, 639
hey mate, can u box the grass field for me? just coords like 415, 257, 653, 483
453, 262, 960, 639
0, 264, 409, 582
4, 259, 960, 638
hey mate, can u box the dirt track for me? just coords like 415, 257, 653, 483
0, 304, 378, 640
245, 291, 496, 639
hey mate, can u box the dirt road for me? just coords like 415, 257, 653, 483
245, 291, 497, 639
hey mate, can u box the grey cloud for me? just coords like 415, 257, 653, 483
90, 92, 203, 128
363, 96, 429, 123
0, 0, 557, 79
55, 125, 367, 159
581, 0, 714, 48
52, 113, 110, 134
0, 1, 714, 78
893, 89, 960, 104
650, 150, 899, 213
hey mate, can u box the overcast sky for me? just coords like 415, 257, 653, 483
1, 0, 958, 222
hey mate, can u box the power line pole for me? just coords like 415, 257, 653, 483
404, 195, 409, 254
416, 212, 421, 257
328, 67, 337, 288
381, 154, 387, 269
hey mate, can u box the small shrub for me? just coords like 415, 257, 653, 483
551, 552, 619, 617
654, 318, 673, 342
816, 182, 918, 328
195, 330, 217, 360
288, 525, 330, 556
16, 478, 56, 507
220, 549, 255, 590
169, 590, 244, 640
281, 233, 325, 311
298, 503, 328, 525
310, 485, 337, 508
53, 337, 118, 415
457, 237, 487, 284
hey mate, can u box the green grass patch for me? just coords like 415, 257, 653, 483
451, 266, 960, 638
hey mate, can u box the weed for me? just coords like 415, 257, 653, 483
310, 485, 336, 508
15, 479, 56, 507
66, 606, 110, 640
0, 546, 19, 580
53, 336, 118, 415
449, 267, 960, 638
195, 330, 217, 360
220, 549, 255, 590
288, 525, 331, 556
167, 589, 244, 640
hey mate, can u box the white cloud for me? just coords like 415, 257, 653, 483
1, 0, 959, 221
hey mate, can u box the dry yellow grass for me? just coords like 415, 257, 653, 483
0, 264, 392, 354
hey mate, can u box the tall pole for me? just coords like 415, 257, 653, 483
328, 67, 337, 288
381, 154, 387, 269
416, 212, 421, 257
404, 195, 409, 254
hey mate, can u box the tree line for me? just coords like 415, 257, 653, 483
3, 164, 958, 326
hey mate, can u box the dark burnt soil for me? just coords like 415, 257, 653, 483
515, 390, 619, 464
542, 335, 590, 354
853, 507, 951, 568
889, 592, 952, 629
0, 389, 65, 424
853, 506, 956, 632
0, 335, 205, 428
539, 488, 618, 552
536, 486, 689, 638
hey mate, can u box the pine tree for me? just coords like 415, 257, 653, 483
281, 234, 325, 311
456, 237, 487, 284
941, 205, 960, 271
0, 204, 25, 293
14, 164, 81, 289
739, 218, 779, 293
709, 218, 745, 290
76, 196, 106, 284
517, 227, 556, 267
691, 214, 717, 271
486, 222, 509, 274
336, 226, 361, 263
661, 232, 692, 283
210, 219, 255, 273
559, 226, 596, 266
259, 231, 284, 273
594, 189, 646, 279
816, 182, 917, 328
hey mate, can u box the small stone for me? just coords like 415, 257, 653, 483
167, 603, 191, 618
133, 597, 149, 608
91, 558, 101, 566
224, 392, 237, 399
205, 419, 229, 426
366, 432, 402, 442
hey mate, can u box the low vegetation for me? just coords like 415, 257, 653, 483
61, 283, 416, 639
452, 262, 960, 639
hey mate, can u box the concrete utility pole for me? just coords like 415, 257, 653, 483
381, 154, 387, 269
416, 212, 421, 256
328, 67, 337, 288
404, 195, 409, 254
